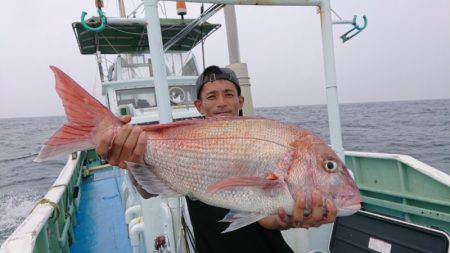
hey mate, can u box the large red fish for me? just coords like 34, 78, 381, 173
36, 67, 362, 232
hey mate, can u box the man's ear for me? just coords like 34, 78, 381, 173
194, 99, 205, 115
238, 96, 245, 110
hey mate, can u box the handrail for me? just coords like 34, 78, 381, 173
345, 151, 450, 232
0, 152, 85, 253
345, 151, 450, 186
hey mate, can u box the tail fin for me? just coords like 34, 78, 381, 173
34, 66, 122, 162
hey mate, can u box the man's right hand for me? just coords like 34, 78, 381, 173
95, 115, 147, 169
95, 116, 155, 199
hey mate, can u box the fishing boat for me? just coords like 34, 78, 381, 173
1, 0, 449, 252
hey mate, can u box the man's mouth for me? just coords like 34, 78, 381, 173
214, 111, 233, 116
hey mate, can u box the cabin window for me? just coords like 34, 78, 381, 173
116, 88, 156, 109
169, 85, 197, 106
110, 53, 199, 80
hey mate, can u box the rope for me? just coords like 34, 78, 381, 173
159, 0, 168, 18
29, 198, 60, 221
99, 33, 120, 54
182, 211, 197, 253
52, 184, 68, 188
105, 24, 146, 35
28, 182, 71, 220
330, 8, 343, 21
103, 23, 180, 36
95, 0, 104, 8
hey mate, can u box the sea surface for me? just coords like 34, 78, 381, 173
0, 99, 449, 244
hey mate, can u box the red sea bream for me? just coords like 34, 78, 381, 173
36, 67, 362, 232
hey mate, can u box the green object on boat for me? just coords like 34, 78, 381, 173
81, 8, 107, 32
341, 15, 367, 43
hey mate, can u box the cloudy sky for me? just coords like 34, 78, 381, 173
0, 0, 449, 118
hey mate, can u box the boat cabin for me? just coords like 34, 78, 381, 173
72, 17, 220, 123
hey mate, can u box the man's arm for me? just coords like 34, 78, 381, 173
258, 190, 337, 230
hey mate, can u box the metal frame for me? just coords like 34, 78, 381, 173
138, 1, 345, 252
142, 0, 344, 160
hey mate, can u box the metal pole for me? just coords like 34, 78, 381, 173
164, 0, 321, 6
301, 3, 344, 250
143, 0, 173, 124
319, 0, 344, 160
224, 5, 241, 64
117, 0, 127, 17
141, 2, 180, 252
223, 5, 255, 116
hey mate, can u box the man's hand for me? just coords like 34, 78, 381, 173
95, 116, 153, 198
95, 115, 147, 169
258, 190, 337, 230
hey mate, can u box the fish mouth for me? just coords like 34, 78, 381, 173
336, 203, 361, 216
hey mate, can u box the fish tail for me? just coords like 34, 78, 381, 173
34, 66, 122, 162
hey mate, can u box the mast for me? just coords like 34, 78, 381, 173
117, 0, 137, 78
118, 0, 127, 17
223, 5, 254, 116
224, 6, 240, 64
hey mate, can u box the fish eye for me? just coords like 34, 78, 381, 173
323, 160, 338, 173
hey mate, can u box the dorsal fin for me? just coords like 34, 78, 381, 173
141, 119, 202, 132
141, 116, 267, 132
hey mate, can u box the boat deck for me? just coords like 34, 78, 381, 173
70, 168, 132, 253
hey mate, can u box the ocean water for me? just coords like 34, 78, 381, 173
0, 99, 449, 244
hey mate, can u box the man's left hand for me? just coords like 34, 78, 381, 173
258, 190, 337, 230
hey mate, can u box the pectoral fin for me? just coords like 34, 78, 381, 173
220, 210, 266, 233
207, 176, 283, 194
126, 162, 181, 198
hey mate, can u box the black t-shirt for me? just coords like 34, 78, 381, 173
186, 198, 294, 253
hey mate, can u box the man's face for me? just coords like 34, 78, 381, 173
194, 79, 244, 117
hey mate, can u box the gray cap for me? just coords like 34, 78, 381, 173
195, 65, 240, 99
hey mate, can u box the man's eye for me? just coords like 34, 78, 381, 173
225, 93, 234, 97
207, 95, 216, 100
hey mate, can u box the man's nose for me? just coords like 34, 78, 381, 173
216, 94, 226, 107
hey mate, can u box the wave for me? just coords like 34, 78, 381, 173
0, 191, 40, 244
0, 153, 39, 163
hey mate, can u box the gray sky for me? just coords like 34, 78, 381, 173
0, 0, 449, 118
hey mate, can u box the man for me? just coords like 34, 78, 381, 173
96, 66, 337, 252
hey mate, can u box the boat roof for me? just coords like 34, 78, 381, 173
72, 17, 220, 54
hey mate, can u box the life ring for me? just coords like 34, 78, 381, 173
169, 87, 186, 104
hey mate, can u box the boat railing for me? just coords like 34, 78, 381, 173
345, 151, 450, 233
0, 152, 85, 253
1, 147, 448, 253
